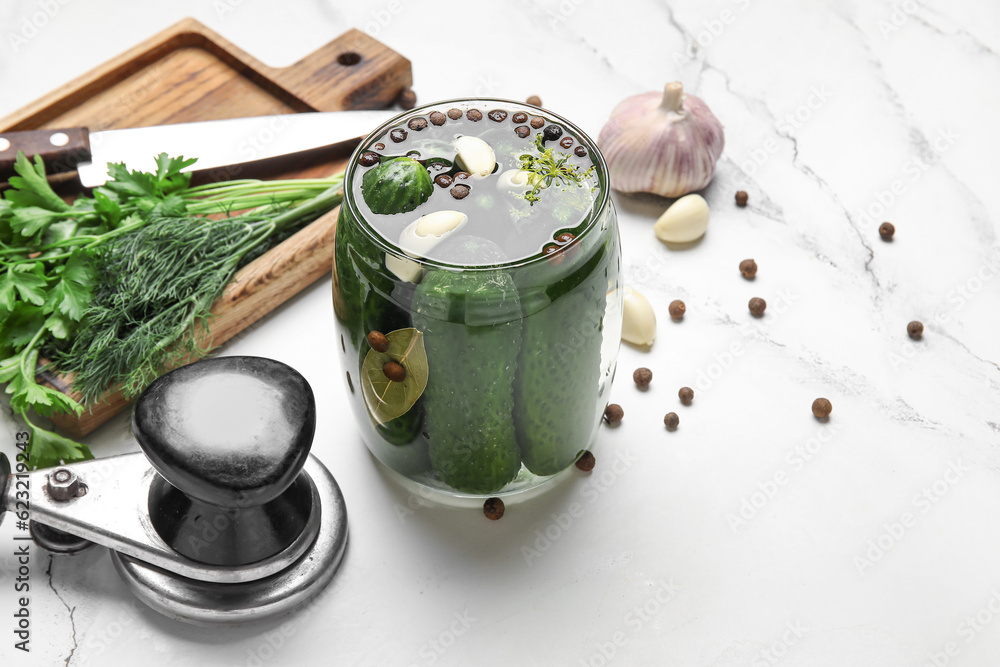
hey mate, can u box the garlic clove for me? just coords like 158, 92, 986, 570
654, 194, 710, 243
386, 210, 469, 282
621, 287, 656, 346
496, 168, 549, 195
455, 136, 497, 179
413, 210, 469, 238
385, 254, 423, 284
598, 81, 725, 198
496, 168, 532, 193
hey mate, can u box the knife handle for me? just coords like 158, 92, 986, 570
0, 128, 92, 182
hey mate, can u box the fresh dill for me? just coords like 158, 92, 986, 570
516, 133, 596, 205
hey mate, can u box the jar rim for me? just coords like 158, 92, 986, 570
341, 97, 611, 272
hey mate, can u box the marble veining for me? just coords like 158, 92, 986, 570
1, 0, 998, 665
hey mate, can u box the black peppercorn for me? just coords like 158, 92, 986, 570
812, 398, 832, 419
397, 89, 417, 110
603, 404, 624, 425
358, 151, 380, 167
367, 331, 389, 352
543, 124, 563, 142
483, 497, 505, 520
679, 387, 694, 405
382, 361, 406, 383
575, 451, 596, 472
879, 222, 895, 241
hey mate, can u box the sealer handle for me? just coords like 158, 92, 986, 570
131, 356, 317, 510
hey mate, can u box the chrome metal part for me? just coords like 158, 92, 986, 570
30, 521, 97, 555
46, 467, 85, 501
25, 453, 321, 584
112, 455, 348, 625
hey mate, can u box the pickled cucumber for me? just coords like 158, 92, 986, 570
514, 244, 609, 476
412, 242, 522, 494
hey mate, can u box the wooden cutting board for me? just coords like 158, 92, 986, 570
0, 18, 412, 437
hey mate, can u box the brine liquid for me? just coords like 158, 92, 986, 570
351, 101, 599, 265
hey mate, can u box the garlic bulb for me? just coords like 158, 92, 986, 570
598, 82, 724, 198
654, 194, 710, 243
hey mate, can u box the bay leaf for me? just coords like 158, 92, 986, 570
361, 327, 429, 423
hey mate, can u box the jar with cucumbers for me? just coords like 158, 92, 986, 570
333, 99, 622, 502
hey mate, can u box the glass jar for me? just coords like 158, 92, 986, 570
333, 98, 622, 503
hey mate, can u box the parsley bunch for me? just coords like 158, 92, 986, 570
0, 153, 343, 468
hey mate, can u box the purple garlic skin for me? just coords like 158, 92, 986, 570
599, 82, 725, 198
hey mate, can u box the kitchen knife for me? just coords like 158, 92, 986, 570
0, 109, 397, 187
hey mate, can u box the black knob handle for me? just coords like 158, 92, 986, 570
133, 356, 316, 509
132, 357, 318, 566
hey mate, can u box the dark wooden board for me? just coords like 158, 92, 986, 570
0, 18, 412, 437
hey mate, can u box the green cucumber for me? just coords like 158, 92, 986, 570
361, 157, 433, 215
514, 243, 610, 476
412, 242, 523, 494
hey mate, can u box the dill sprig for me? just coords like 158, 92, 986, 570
55, 186, 341, 403
517, 133, 596, 205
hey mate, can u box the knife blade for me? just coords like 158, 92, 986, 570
0, 109, 397, 187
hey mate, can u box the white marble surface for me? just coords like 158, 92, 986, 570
2, 0, 1000, 665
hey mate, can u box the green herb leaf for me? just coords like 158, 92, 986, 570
361, 327, 429, 423
9, 267, 47, 305
0, 272, 16, 311
0, 355, 19, 383
154, 153, 197, 193
3, 304, 45, 349
10, 206, 61, 238
4, 153, 71, 212
93, 189, 122, 226
25, 423, 93, 469
45, 312, 71, 339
